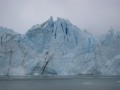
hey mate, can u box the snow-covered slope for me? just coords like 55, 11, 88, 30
0, 17, 120, 76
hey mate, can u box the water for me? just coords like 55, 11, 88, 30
0, 76, 120, 90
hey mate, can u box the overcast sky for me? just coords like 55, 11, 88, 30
0, 0, 120, 35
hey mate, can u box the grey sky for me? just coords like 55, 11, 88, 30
0, 0, 120, 35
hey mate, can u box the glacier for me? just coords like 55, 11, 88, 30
0, 17, 120, 76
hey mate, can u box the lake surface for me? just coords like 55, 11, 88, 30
0, 76, 120, 90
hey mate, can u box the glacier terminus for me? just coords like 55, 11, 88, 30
0, 17, 120, 76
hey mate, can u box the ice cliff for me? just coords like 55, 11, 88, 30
0, 17, 120, 76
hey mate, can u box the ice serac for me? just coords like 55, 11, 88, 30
96, 29, 120, 75
0, 17, 120, 76
24, 17, 97, 75
0, 27, 25, 75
